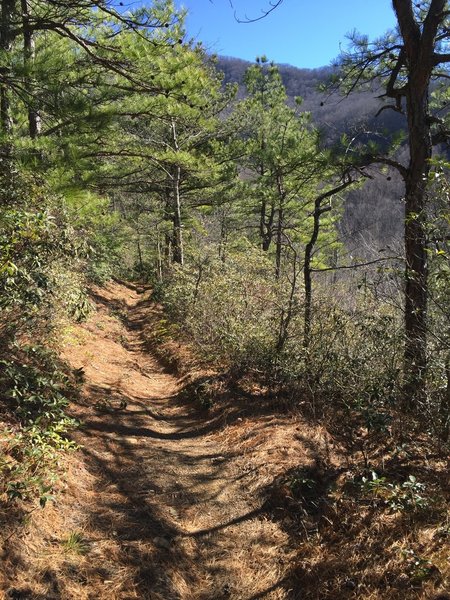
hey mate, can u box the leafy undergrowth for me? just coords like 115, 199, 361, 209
0, 164, 121, 558
266, 446, 449, 599
198, 398, 449, 599
0, 341, 80, 526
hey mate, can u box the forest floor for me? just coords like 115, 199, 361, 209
1, 281, 448, 600
1, 281, 320, 599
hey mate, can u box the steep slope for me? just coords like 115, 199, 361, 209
217, 55, 406, 140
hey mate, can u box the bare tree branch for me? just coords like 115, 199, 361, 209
312, 256, 402, 273
234, 0, 284, 23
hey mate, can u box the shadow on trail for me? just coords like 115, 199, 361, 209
30, 284, 323, 598
185, 506, 263, 537
75, 413, 280, 598
77, 445, 186, 597
82, 410, 230, 441
75, 287, 311, 598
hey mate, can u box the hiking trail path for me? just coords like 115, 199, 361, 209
53, 281, 306, 600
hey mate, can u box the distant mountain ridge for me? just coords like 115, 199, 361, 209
216, 55, 406, 142
215, 55, 406, 254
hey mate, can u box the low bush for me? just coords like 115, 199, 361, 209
160, 246, 280, 375
0, 165, 121, 508
0, 344, 78, 507
157, 245, 404, 427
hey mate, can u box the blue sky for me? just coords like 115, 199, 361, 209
174, 0, 396, 68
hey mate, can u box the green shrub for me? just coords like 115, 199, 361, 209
158, 244, 403, 425
359, 471, 429, 512
160, 246, 280, 374
0, 167, 85, 507
0, 344, 78, 507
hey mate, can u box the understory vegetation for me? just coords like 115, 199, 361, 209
0, 0, 449, 598
0, 166, 124, 507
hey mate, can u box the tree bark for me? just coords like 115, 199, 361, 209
156, 229, 163, 282
172, 163, 184, 265
440, 353, 450, 442
259, 153, 275, 252
136, 234, 143, 273
164, 231, 172, 266
393, 0, 439, 406
21, 0, 41, 139
276, 247, 298, 353
261, 202, 275, 251
302, 180, 353, 349
219, 212, 227, 263
275, 172, 286, 280
304, 201, 331, 350
0, 0, 14, 137
259, 155, 267, 248
171, 119, 184, 265
402, 93, 429, 407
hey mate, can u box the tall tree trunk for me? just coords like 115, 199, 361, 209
275, 172, 285, 280
390, 0, 447, 407
258, 144, 268, 251
403, 167, 429, 408
171, 119, 184, 265
0, 0, 14, 138
21, 0, 40, 139
259, 171, 267, 251
172, 163, 183, 265
163, 191, 172, 265
276, 248, 298, 353
261, 202, 275, 251
259, 194, 267, 248
440, 353, 450, 442
401, 46, 432, 408
164, 232, 172, 265
304, 202, 331, 350
156, 228, 163, 282
303, 181, 353, 350
258, 139, 275, 252
275, 204, 283, 279
219, 212, 227, 263
136, 235, 143, 273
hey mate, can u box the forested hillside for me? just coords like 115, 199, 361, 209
0, 1, 449, 599
218, 55, 409, 252
218, 54, 405, 135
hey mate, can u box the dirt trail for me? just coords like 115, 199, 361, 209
54, 281, 298, 600
3, 282, 449, 600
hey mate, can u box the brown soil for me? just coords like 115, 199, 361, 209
1, 281, 448, 600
